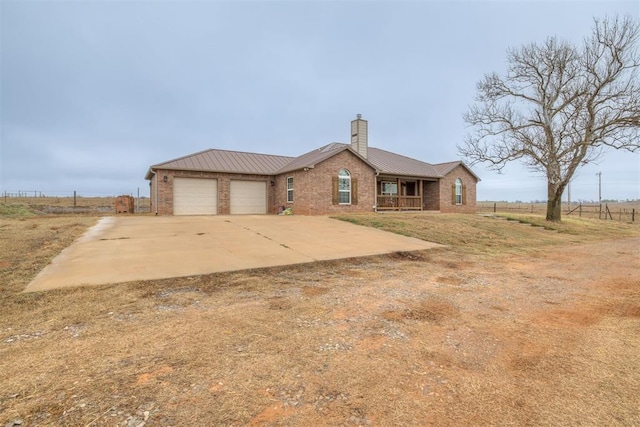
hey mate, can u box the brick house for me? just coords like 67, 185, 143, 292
145, 115, 480, 215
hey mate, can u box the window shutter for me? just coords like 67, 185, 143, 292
451, 184, 456, 205
332, 177, 339, 205
462, 184, 467, 205
352, 178, 358, 205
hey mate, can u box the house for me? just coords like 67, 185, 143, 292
145, 115, 480, 215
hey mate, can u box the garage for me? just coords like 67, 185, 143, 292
230, 180, 267, 214
173, 178, 218, 215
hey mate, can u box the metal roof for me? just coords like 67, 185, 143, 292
433, 161, 481, 181
146, 144, 479, 181
275, 143, 376, 174
368, 147, 442, 178
433, 161, 460, 176
146, 148, 295, 179
276, 144, 451, 179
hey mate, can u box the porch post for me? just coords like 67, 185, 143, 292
419, 180, 423, 211
397, 177, 401, 211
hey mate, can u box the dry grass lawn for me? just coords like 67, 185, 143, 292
1, 209, 639, 426
1, 196, 150, 215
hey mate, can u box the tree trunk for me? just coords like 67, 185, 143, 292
546, 183, 563, 222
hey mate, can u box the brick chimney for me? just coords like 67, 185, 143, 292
350, 114, 368, 159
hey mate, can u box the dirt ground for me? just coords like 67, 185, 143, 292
1, 213, 639, 426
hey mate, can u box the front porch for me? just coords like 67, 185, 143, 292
376, 176, 440, 212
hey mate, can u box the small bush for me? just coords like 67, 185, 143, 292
0, 204, 35, 218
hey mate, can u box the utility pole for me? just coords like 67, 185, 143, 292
596, 172, 602, 219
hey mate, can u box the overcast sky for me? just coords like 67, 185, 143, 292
1, 0, 639, 202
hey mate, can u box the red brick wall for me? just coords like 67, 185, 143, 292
438, 165, 478, 213
274, 150, 376, 215
151, 169, 275, 215
422, 180, 440, 210
149, 158, 477, 215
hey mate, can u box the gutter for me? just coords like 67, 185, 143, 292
150, 169, 158, 215
144, 167, 159, 215
374, 171, 379, 213
155, 172, 159, 215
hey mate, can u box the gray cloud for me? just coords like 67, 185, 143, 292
1, 0, 638, 200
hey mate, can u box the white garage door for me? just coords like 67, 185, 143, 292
230, 180, 267, 214
173, 178, 218, 215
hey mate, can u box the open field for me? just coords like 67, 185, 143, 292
1, 210, 639, 426
3, 197, 637, 221
478, 201, 640, 222
1, 196, 151, 215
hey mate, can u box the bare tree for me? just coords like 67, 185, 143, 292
459, 16, 640, 221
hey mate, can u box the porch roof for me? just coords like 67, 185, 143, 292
367, 147, 442, 178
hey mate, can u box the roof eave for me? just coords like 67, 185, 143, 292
277, 164, 316, 174
457, 162, 482, 182
148, 165, 281, 176
376, 172, 441, 180
343, 146, 379, 172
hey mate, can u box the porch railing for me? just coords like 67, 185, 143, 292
377, 195, 422, 210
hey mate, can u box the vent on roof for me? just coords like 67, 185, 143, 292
319, 142, 341, 153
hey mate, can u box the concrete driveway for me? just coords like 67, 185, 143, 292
25, 215, 441, 292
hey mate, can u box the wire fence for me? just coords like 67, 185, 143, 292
478, 202, 638, 222
1, 191, 151, 214
1, 190, 125, 198
3, 191, 637, 221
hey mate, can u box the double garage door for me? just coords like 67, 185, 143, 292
173, 178, 266, 215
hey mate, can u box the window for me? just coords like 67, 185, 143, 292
338, 169, 351, 204
455, 178, 463, 205
332, 170, 358, 206
381, 181, 398, 195
286, 177, 293, 203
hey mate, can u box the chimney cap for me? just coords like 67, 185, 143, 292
356, 114, 362, 120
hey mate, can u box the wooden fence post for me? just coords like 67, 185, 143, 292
74, 191, 77, 207
493, 202, 496, 213
605, 204, 613, 220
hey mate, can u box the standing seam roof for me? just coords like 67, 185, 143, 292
275, 143, 361, 174
367, 147, 442, 178
150, 149, 294, 175
146, 145, 477, 181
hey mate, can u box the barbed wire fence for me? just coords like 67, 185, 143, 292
478, 202, 638, 222
1, 190, 151, 214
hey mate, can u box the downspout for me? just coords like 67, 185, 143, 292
154, 171, 159, 215
374, 171, 379, 213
